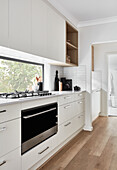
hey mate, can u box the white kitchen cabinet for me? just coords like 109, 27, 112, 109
9, 0, 31, 53
32, 0, 65, 62
0, 0, 8, 47
32, 0, 47, 58
0, 118, 21, 158
0, 103, 21, 124
58, 94, 74, 106
92, 90, 101, 122
59, 102, 75, 125
47, 5, 65, 62
0, 148, 21, 170
22, 134, 55, 170
57, 119, 74, 145
75, 112, 85, 131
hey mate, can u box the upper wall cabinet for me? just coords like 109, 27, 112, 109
46, 5, 65, 62
0, 0, 8, 47
32, 0, 65, 62
32, 0, 47, 58
9, 0, 31, 53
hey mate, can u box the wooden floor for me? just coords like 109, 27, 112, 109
38, 117, 117, 170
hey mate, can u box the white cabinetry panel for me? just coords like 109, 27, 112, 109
9, 0, 31, 53
32, 0, 47, 58
22, 135, 54, 170
0, 148, 21, 170
32, 0, 65, 62
0, 118, 21, 157
47, 5, 65, 62
0, 0, 8, 47
0, 104, 21, 124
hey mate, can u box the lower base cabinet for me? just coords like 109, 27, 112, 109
0, 148, 21, 170
22, 135, 56, 170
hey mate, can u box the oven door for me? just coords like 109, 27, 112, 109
21, 102, 58, 155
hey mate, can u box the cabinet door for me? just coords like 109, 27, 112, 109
9, 0, 31, 53
0, 118, 21, 158
0, 0, 8, 47
0, 148, 21, 170
47, 5, 65, 62
32, 0, 47, 58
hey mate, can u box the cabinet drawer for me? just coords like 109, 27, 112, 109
22, 135, 54, 170
77, 100, 85, 114
74, 100, 85, 115
57, 119, 74, 145
74, 92, 85, 101
59, 102, 75, 125
76, 113, 85, 130
0, 148, 21, 170
0, 118, 21, 158
58, 94, 74, 106
0, 104, 21, 123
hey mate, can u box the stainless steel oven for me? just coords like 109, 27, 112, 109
21, 103, 58, 155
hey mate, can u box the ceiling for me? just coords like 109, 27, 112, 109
48, 0, 117, 26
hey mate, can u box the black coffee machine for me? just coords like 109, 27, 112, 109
61, 78, 72, 91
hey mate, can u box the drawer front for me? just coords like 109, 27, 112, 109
22, 136, 54, 170
59, 102, 75, 125
0, 118, 21, 158
77, 100, 85, 114
57, 119, 74, 145
74, 92, 85, 101
73, 100, 85, 116
76, 113, 85, 130
0, 148, 21, 170
0, 104, 21, 123
58, 94, 74, 106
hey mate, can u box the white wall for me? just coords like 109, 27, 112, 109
63, 65, 86, 90
79, 22, 117, 130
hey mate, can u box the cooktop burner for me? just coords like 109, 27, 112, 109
0, 90, 52, 99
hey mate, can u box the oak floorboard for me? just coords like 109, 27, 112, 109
38, 117, 117, 170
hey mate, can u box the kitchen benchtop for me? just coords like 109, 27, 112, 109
0, 90, 85, 106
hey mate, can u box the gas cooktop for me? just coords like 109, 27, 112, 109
0, 90, 52, 99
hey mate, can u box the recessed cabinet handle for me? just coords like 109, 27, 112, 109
96, 90, 100, 92
0, 160, 6, 166
78, 94, 82, 96
78, 102, 83, 104
64, 96, 71, 99
0, 127, 6, 132
38, 147, 49, 154
64, 122, 71, 127
0, 110, 6, 114
64, 105, 71, 109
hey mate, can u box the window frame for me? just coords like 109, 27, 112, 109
0, 55, 44, 88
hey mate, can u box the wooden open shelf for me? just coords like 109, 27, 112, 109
66, 42, 78, 50
66, 22, 78, 66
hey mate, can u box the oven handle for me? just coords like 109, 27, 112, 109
23, 107, 57, 119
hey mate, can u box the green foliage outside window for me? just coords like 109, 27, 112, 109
0, 59, 43, 93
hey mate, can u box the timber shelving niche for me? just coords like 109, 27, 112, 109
66, 22, 78, 66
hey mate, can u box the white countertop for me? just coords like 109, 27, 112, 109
0, 90, 85, 106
